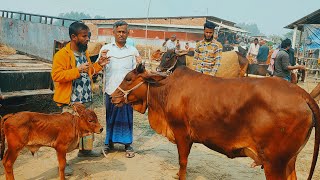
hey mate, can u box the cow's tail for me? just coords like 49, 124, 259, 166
306, 95, 320, 180
0, 114, 12, 160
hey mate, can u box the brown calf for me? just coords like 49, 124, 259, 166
0, 103, 103, 180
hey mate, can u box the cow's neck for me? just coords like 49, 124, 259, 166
147, 84, 175, 142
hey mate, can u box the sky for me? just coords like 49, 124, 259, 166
1, 0, 319, 36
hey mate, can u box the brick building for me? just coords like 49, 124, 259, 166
82, 16, 245, 49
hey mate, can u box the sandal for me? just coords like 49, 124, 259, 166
125, 146, 135, 158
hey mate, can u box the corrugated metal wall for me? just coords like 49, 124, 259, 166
0, 17, 69, 61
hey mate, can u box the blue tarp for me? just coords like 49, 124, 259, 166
304, 24, 320, 50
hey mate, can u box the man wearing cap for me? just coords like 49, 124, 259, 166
193, 21, 223, 76
166, 34, 177, 50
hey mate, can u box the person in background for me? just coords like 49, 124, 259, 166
166, 34, 177, 50
176, 39, 181, 50
185, 42, 190, 51
256, 40, 269, 64
274, 39, 305, 82
193, 21, 222, 76
247, 38, 260, 63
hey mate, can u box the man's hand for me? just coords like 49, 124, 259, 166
78, 62, 89, 73
298, 65, 306, 70
98, 50, 110, 67
136, 56, 142, 63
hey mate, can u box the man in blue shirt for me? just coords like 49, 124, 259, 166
256, 40, 269, 64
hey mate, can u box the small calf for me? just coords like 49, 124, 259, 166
0, 103, 103, 180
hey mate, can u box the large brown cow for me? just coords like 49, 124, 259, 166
111, 64, 320, 180
0, 103, 103, 180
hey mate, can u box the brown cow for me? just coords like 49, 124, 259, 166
111, 64, 320, 180
0, 103, 103, 180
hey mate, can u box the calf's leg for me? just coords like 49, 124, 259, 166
56, 149, 67, 180
3, 148, 21, 180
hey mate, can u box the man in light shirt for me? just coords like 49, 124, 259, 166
166, 34, 177, 50
247, 38, 260, 63
98, 20, 141, 158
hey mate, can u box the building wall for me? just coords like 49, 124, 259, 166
0, 17, 69, 61
82, 17, 207, 42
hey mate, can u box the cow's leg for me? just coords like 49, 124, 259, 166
2, 148, 20, 180
263, 162, 287, 180
56, 149, 67, 180
174, 133, 193, 180
285, 156, 297, 180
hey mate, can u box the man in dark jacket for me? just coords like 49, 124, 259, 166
256, 40, 269, 64
274, 39, 305, 82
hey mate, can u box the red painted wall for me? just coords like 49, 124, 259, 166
98, 28, 203, 41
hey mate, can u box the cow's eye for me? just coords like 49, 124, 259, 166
125, 77, 132, 82
88, 120, 94, 123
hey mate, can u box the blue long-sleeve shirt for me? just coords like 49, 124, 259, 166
256, 45, 269, 62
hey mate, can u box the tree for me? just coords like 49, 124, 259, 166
236, 23, 263, 36
58, 11, 91, 20
94, 15, 106, 19
53, 11, 92, 27
283, 31, 293, 40
268, 34, 283, 45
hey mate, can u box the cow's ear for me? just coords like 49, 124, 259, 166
136, 63, 145, 74
72, 103, 86, 114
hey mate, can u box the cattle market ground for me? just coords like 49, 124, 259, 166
1, 80, 320, 180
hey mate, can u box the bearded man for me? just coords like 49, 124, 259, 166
51, 21, 109, 175
193, 21, 223, 76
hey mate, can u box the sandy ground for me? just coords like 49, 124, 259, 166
1, 80, 320, 180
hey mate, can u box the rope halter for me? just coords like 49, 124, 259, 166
117, 81, 145, 103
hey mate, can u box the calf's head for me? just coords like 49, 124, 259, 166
72, 103, 103, 135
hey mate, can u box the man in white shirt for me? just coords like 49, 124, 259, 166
98, 20, 141, 158
247, 38, 260, 63
166, 34, 177, 50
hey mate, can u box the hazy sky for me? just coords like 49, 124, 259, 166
1, 0, 319, 36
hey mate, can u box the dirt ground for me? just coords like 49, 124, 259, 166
1, 80, 320, 180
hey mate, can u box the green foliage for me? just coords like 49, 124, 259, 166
58, 11, 91, 20
268, 34, 283, 45
94, 15, 106, 19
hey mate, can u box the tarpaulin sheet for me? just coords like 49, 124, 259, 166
304, 24, 320, 50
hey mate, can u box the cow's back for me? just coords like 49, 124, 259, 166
164, 68, 313, 154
